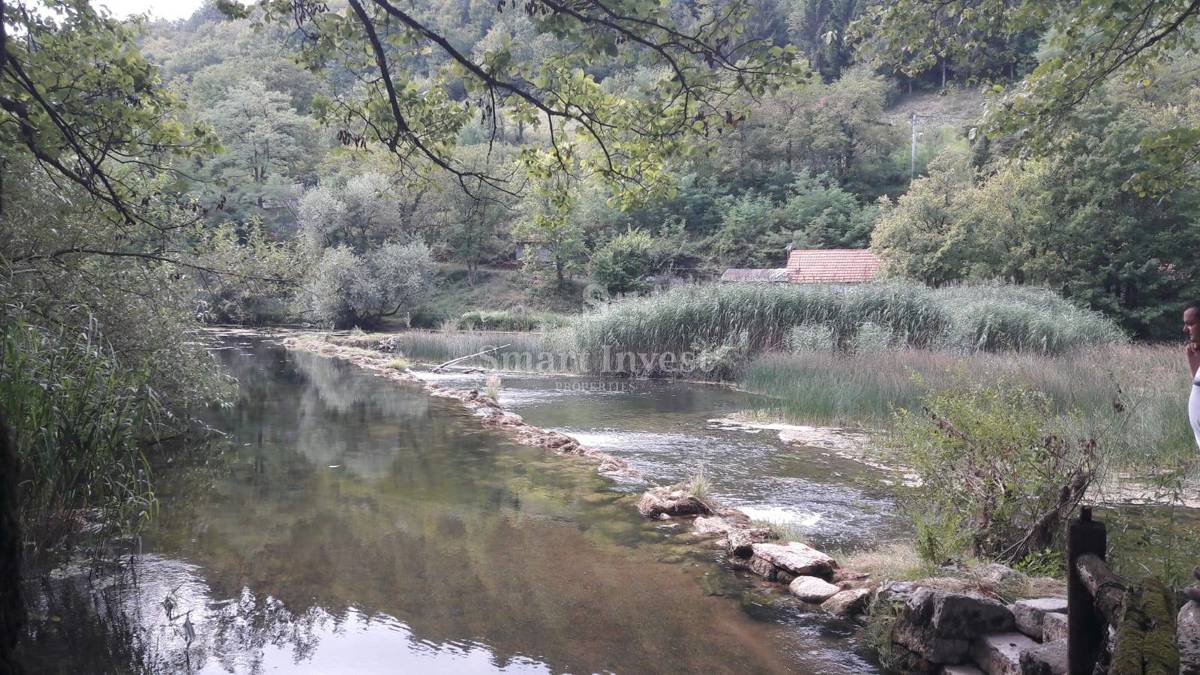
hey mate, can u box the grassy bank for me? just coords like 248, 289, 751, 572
741, 345, 1194, 469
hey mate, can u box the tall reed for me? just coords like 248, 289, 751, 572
570, 281, 1125, 375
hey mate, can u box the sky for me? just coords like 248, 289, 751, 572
94, 0, 206, 21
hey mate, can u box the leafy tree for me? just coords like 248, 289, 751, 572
195, 220, 303, 324
770, 171, 879, 248
222, 0, 804, 198
195, 79, 320, 220
872, 102, 1200, 338
706, 190, 781, 267
591, 229, 662, 295
514, 180, 588, 289
296, 241, 434, 328
860, 0, 1200, 191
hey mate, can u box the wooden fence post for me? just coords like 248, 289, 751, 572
1069, 506, 1107, 674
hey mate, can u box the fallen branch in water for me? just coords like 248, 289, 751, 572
433, 344, 509, 372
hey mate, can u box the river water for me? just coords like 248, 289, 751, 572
20, 339, 894, 673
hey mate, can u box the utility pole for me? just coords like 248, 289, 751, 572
910, 111, 918, 179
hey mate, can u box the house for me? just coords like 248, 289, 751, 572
720, 248, 881, 284
719, 268, 790, 283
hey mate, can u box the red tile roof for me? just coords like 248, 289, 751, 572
786, 248, 880, 284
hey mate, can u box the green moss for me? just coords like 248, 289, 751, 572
1110, 576, 1179, 675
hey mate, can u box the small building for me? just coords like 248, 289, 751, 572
719, 268, 790, 283
785, 248, 880, 284
720, 248, 881, 285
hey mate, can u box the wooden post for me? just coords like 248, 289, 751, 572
1069, 506, 1107, 674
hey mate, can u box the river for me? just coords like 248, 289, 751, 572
19, 337, 900, 673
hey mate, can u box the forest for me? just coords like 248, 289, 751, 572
3, 0, 1200, 672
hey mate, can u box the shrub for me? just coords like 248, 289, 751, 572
591, 229, 661, 295
456, 309, 568, 331
296, 241, 434, 329
894, 379, 1098, 564
0, 324, 158, 557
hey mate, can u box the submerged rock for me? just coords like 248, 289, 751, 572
789, 576, 841, 603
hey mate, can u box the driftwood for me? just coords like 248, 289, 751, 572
1075, 552, 1127, 625
432, 344, 510, 372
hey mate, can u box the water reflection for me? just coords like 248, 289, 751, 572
418, 371, 905, 550
21, 341, 879, 674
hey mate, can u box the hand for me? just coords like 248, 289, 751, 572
1188, 341, 1199, 356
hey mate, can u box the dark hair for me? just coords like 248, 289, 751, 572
1188, 302, 1200, 314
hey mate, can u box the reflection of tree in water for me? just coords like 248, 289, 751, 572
213, 342, 431, 477
20, 556, 334, 673
25, 341, 820, 674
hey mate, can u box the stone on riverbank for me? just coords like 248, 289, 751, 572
877, 581, 1017, 669
1181, 602, 1200, 675
789, 576, 841, 602
692, 516, 733, 536
1010, 598, 1067, 641
823, 588, 872, 616
740, 542, 837, 582
636, 485, 714, 519
1040, 612, 1068, 644
1019, 638, 1067, 675
971, 632, 1038, 675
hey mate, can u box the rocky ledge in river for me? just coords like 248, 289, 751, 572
636, 482, 874, 618
279, 335, 639, 480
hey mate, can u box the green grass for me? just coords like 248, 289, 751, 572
570, 281, 1125, 376
455, 308, 570, 332
741, 344, 1196, 470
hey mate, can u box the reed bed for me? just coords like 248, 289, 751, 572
571, 281, 1125, 369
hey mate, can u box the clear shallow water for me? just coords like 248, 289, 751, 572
419, 370, 906, 551
21, 341, 881, 674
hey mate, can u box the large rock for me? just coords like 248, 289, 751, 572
921, 589, 1016, 640
636, 486, 714, 519
1011, 598, 1067, 640
747, 542, 837, 581
1179, 601, 1200, 674
789, 576, 841, 602
1019, 639, 1066, 675
823, 588, 872, 616
1041, 612, 1068, 643
971, 632, 1038, 675
893, 620, 973, 665
882, 584, 1017, 667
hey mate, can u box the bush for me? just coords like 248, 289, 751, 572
591, 229, 661, 295
0, 324, 158, 557
296, 241, 434, 328
455, 309, 568, 331
894, 379, 1097, 564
